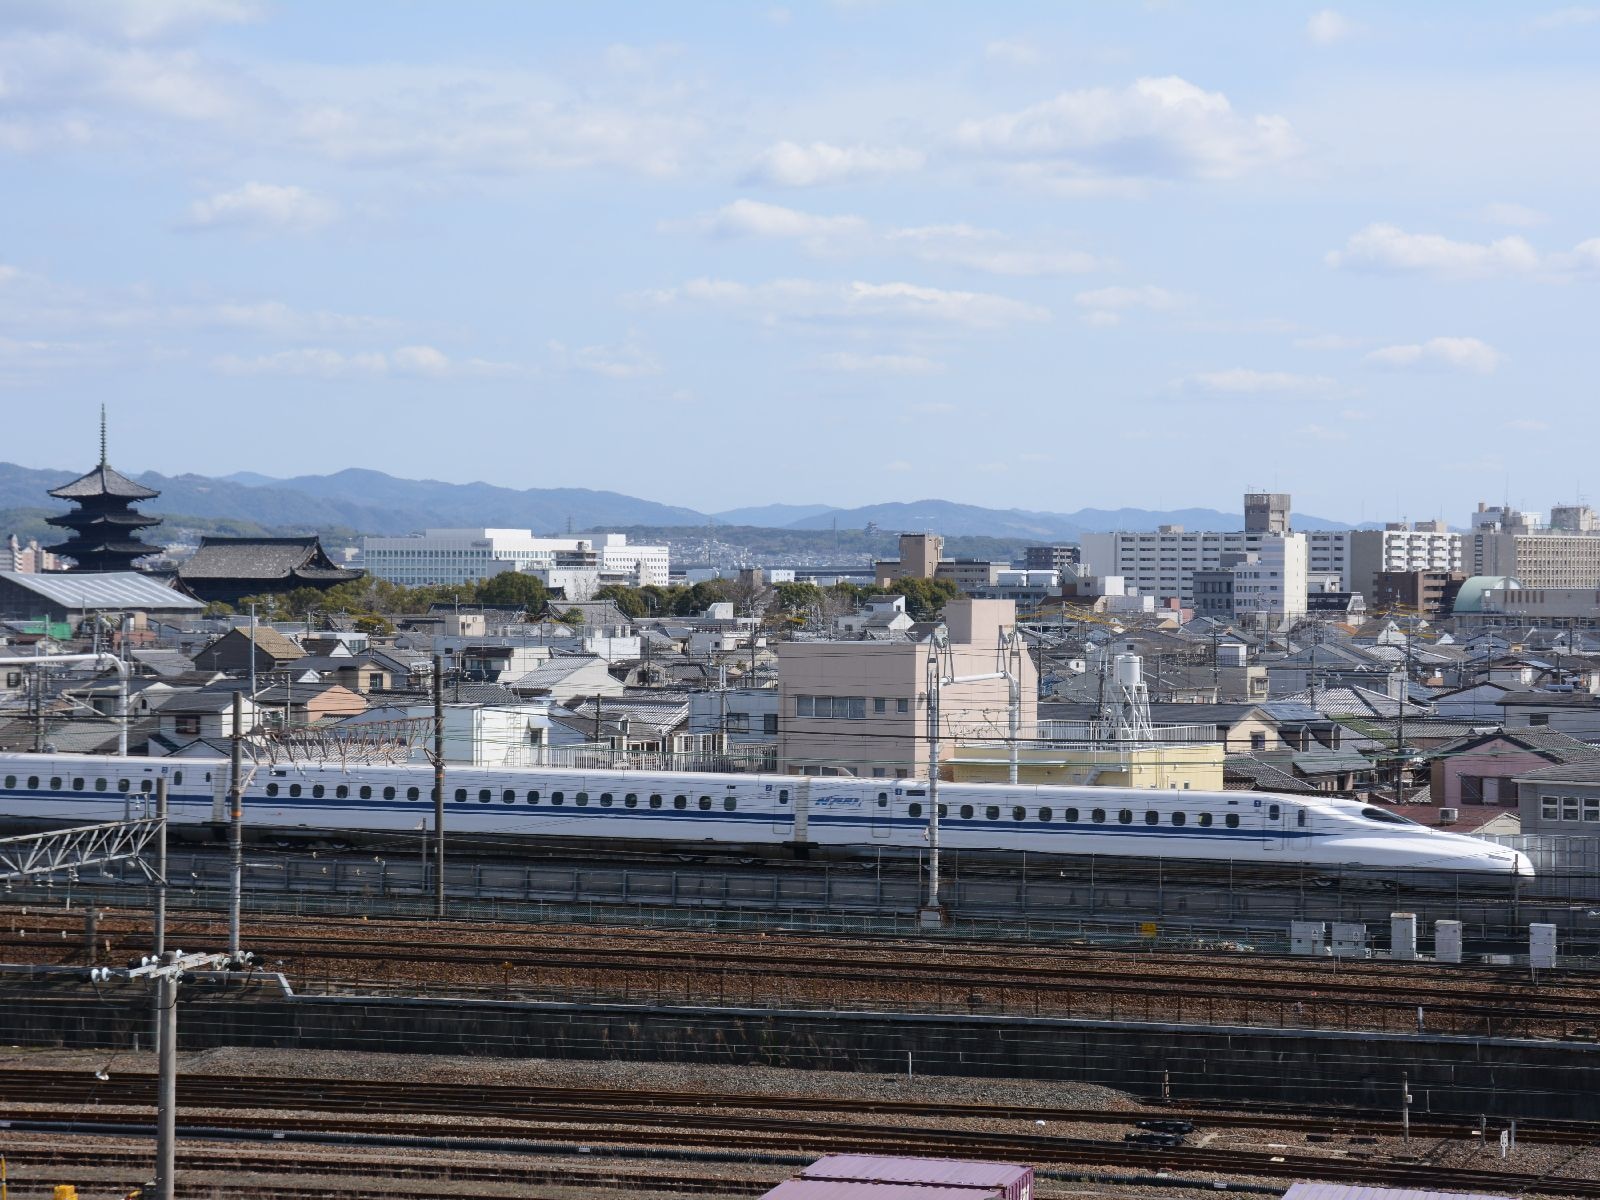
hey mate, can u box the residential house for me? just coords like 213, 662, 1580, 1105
508, 655, 625, 706
1429, 728, 1600, 812
1513, 761, 1600, 833
1496, 690, 1600, 736
251, 681, 367, 727
193, 626, 305, 674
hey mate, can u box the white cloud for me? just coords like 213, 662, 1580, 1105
749, 140, 925, 186
954, 76, 1298, 184
1187, 368, 1336, 394
1506, 418, 1551, 432
1295, 423, 1349, 442
1074, 284, 1176, 325
214, 344, 513, 379
647, 277, 1049, 329
985, 39, 1042, 66
1326, 223, 1540, 279
549, 338, 662, 379
182, 182, 336, 233
1479, 202, 1548, 228
0, 0, 262, 41
1365, 336, 1503, 374
885, 459, 914, 472
701, 199, 867, 240
1307, 10, 1360, 45
1531, 7, 1600, 30
821, 352, 944, 374
208, 300, 388, 337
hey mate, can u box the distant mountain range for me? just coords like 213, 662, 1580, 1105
0, 461, 1380, 542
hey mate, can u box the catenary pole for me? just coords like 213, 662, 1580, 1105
227, 692, 243, 959
433, 654, 446, 918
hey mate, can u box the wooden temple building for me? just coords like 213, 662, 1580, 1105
44, 410, 163, 572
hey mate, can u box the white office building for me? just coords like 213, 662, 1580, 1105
1079, 527, 1305, 609
362, 529, 669, 588
1231, 534, 1309, 622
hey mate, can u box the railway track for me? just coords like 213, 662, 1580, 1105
7, 1069, 1600, 1146
3, 1102, 1597, 1198
8, 912, 1598, 1037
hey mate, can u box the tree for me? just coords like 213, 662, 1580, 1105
201, 600, 234, 618
773, 581, 823, 614
558, 607, 585, 626
594, 584, 649, 619
477, 572, 550, 611
353, 613, 395, 636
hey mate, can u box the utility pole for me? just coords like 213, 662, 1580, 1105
153, 777, 168, 956
432, 654, 445, 919
248, 602, 258, 699
227, 692, 243, 959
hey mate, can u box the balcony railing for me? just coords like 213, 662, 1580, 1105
1035, 720, 1218, 745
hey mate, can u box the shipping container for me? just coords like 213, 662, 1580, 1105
799, 1154, 1032, 1200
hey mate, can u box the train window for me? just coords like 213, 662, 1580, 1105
1172, 812, 1186, 827
4, 776, 14, 788
625, 793, 639, 808
312, 784, 325, 799
724, 796, 737, 811
527, 791, 540, 804
877, 792, 889, 807
1268, 804, 1281, 820
72, 778, 84, 790
1297, 809, 1307, 827
577, 792, 589, 807
359, 785, 372, 799
289, 784, 302, 798
407, 787, 420, 801
1039, 807, 1052, 822
650, 794, 663, 809
1092, 808, 1105, 823
118, 779, 131, 793
503, 789, 516, 804
1013, 805, 1026, 821
1198, 813, 1212, 827
959, 804, 973, 820
673, 795, 687, 810
51, 777, 62, 789
95, 778, 107, 791
1360, 807, 1420, 826
778, 789, 789, 804
266, 783, 279, 797
1225, 814, 1239, 828
938, 804, 948, 818
455, 788, 467, 802
1064, 807, 1078, 822
600, 793, 613, 807
383, 787, 396, 801
909, 802, 923, 818
174, 772, 183, 785
478, 789, 491, 803
552, 792, 565, 806
141, 780, 152, 794
336, 785, 349, 799
698, 795, 712, 810
1118, 809, 1133, 824
986, 805, 1000, 820
27, 776, 38, 789
1144, 811, 1158, 825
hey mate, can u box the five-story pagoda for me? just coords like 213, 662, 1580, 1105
44, 408, 162, 572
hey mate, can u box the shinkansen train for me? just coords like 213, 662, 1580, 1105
0, 751, 1533, 876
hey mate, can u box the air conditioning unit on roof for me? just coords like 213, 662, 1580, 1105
1438, 807, 1459, 824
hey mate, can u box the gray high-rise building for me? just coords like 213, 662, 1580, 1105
1244, 492, 1292, 535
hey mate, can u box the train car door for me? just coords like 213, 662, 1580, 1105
1261, 798, 1288, 851
871, 788, 892, 838
769, 782, 789, 834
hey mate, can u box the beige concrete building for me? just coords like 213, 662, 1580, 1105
777, 598, 1037, 778
873, 532, 1005, 591
1470, 530, 1600, 590
948, 741, 1223, 790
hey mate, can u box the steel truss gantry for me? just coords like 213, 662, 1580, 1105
0, 818, 165, 883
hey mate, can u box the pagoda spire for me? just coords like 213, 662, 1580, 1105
100, 403, 108, 467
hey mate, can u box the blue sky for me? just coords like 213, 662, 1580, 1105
2, 1, 1598, 523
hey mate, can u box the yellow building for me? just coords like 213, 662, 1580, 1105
948, 739, 1223, 791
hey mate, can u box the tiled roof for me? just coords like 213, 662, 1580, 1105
1222, 754, 1319, 793
47, 463, 159, 500
1514, 761, 1600, 784
178, 537, 361, 584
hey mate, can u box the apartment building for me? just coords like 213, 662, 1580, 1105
776, 598, 1037, 778
363, 529, 669, 588
1470, 530, 1600, 590
873, 532, 1007, 592
1306, 525, 1463, 598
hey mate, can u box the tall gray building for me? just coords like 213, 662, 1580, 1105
1244, 492, 1292, 535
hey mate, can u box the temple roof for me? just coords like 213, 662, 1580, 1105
47, 462, 160, 501
178, 536, 361, 584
